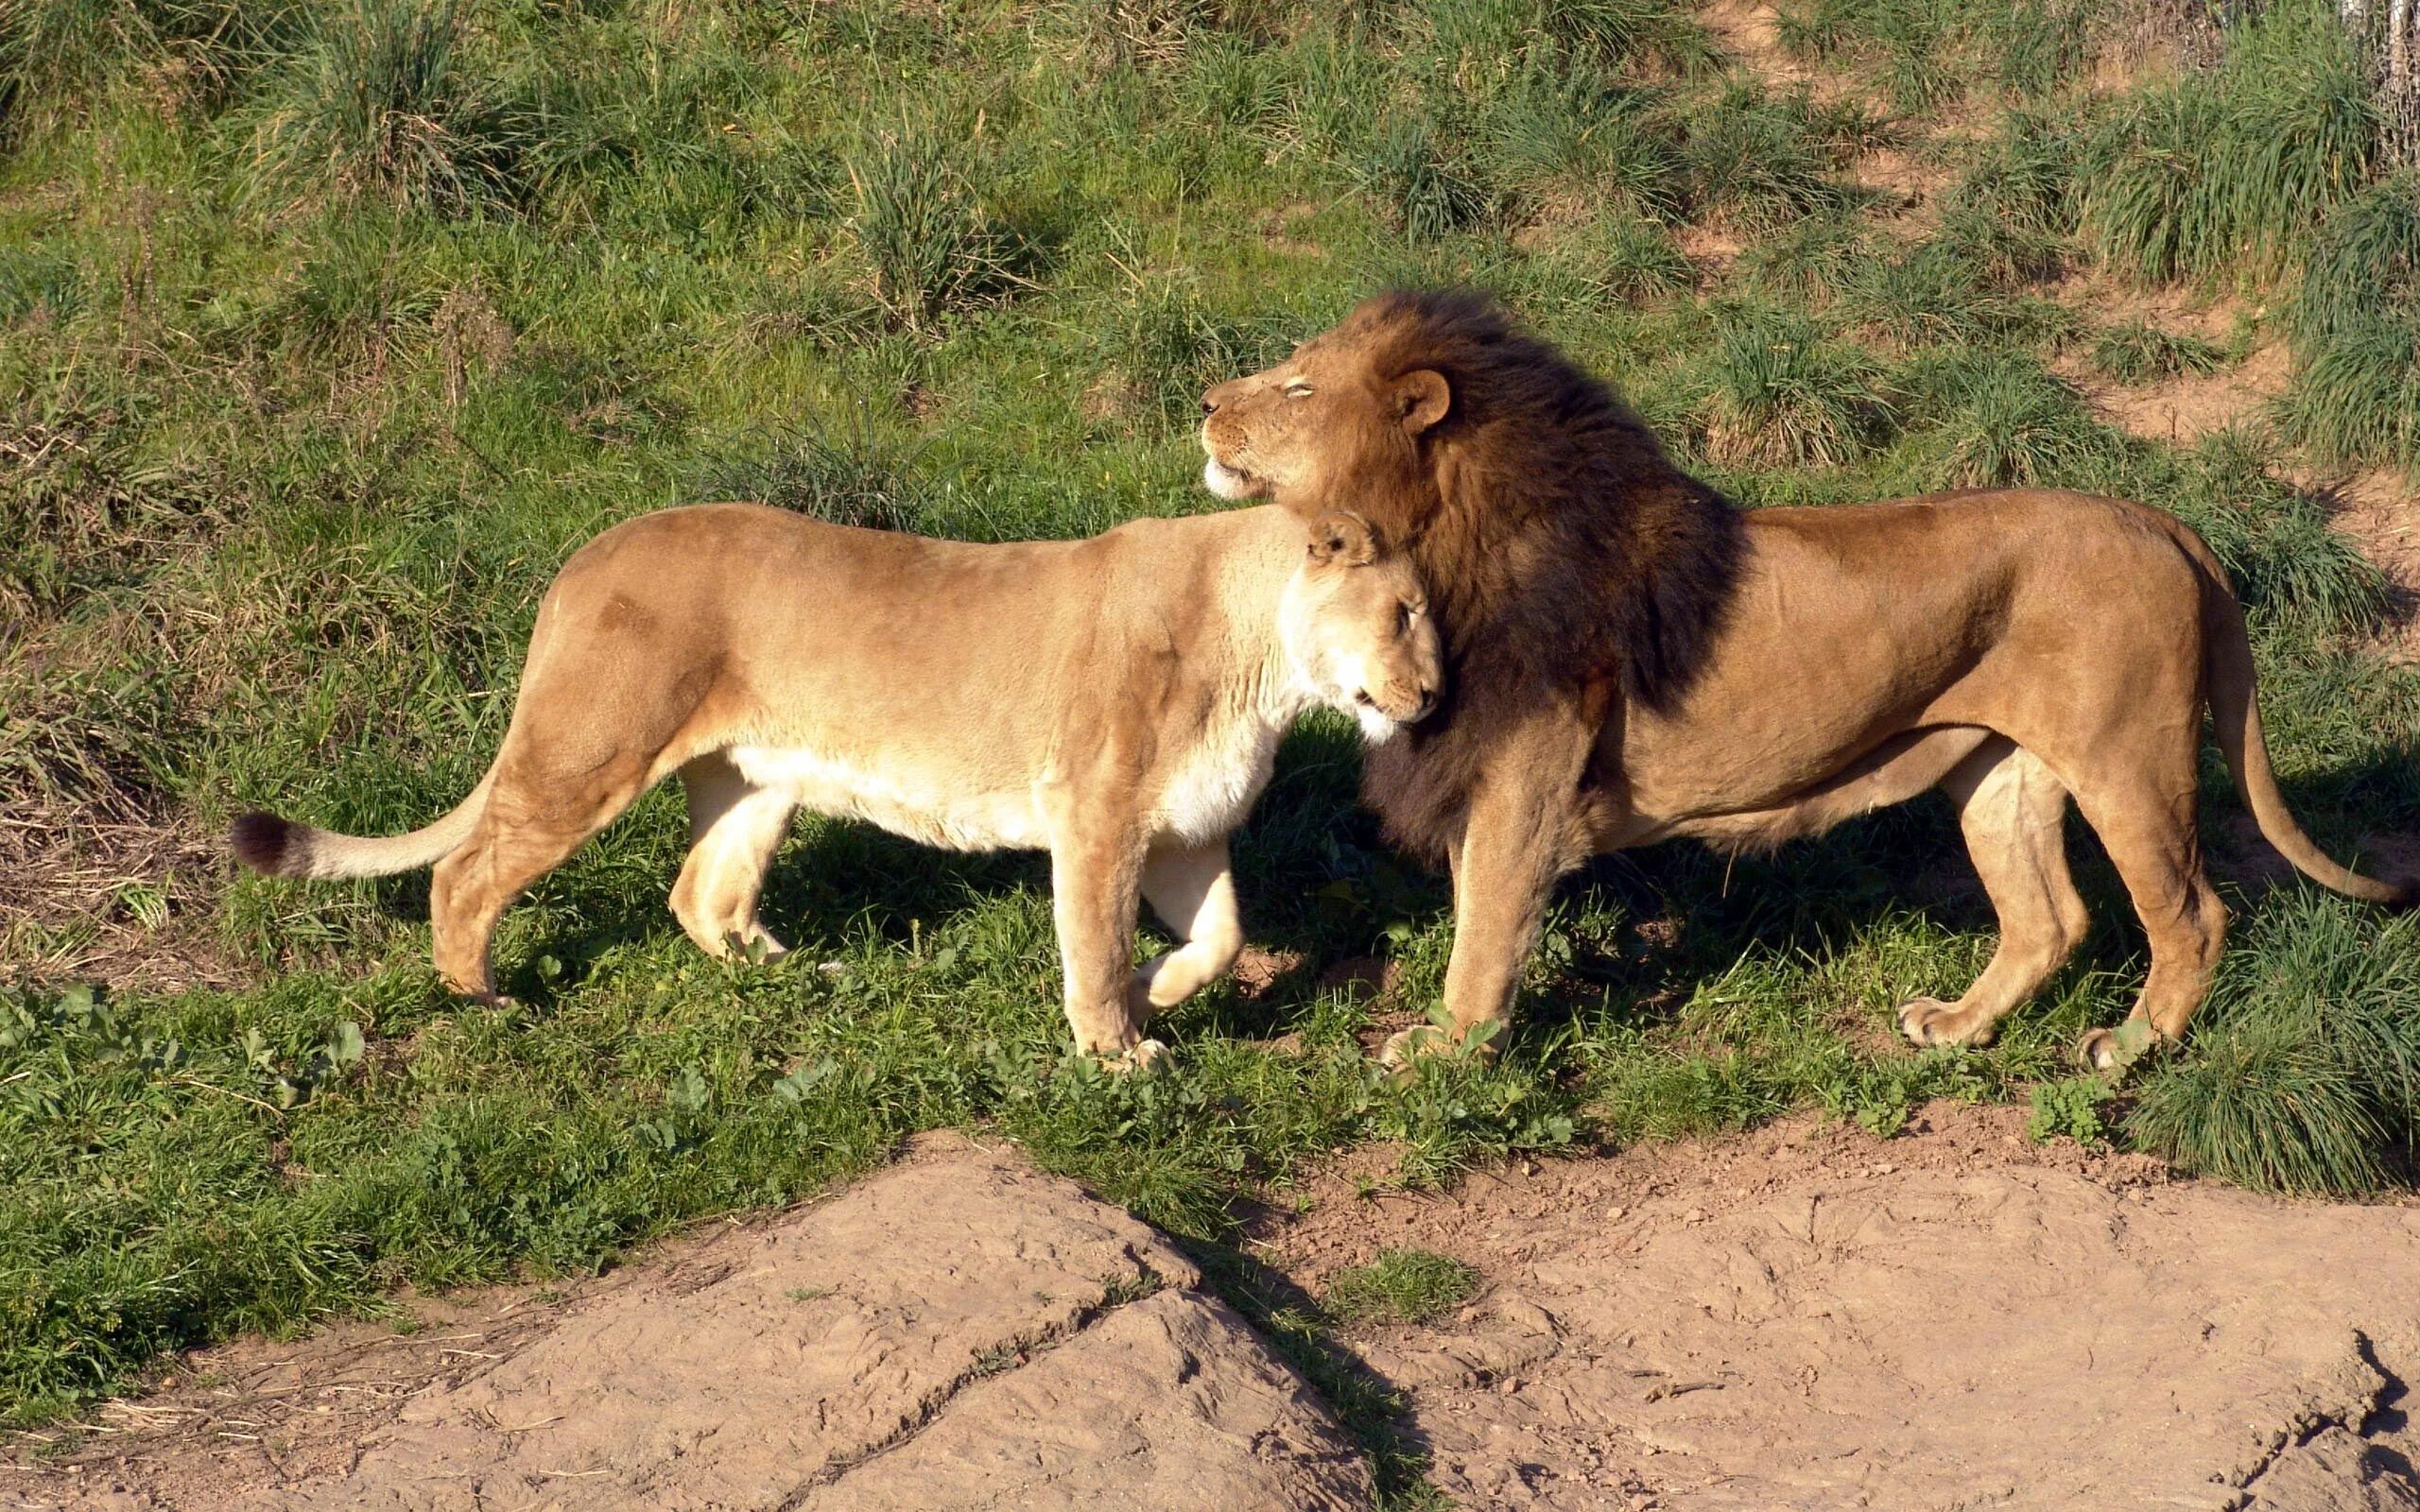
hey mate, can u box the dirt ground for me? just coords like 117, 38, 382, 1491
1248, 1101, 2420, 1511
15, 1108, 2420, 1511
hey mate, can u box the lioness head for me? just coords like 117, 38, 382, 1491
1198, 300, 1448, 520
1279, 510, 1441, 741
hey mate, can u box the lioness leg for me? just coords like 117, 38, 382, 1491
670, 754, 796, 961
1043, 801, 1154, 1060
429, 754, 653, 999
1900, 739, 2089, 1049
2066, 764, 2227, 1069
1133, 840, 1243, 1014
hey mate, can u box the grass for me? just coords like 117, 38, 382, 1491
2278, 175, 2420, 469
2, 0, 2418, 1466
1322, 1247, 1483, 1327
2089, 320, 2229, 385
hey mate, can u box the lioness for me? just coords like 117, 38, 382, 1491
1201, 290, 2407, 1068
231, 503, 1441, 1059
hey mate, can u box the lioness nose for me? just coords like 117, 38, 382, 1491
1201, 378, 1236, 416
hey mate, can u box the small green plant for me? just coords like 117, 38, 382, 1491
2089, 321, 2228, 385
2025, 1074, 2111, 1145
1323, 1247, 1481, 1326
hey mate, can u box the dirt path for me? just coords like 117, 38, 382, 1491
15, 1109, 2420, 1511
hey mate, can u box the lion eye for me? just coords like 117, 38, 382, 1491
1284, 382, 1314, 399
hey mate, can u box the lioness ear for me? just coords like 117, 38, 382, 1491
1393, 369, 1450, 434
1306, 510, 1378, 568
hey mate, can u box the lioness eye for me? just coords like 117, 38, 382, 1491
1284, 382, 1314, 399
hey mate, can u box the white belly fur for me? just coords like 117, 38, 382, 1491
1149, 716, 1287, 847
726, 745, 1050, 851
725, 709, 1288, 856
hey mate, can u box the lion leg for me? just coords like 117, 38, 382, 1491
429, 746, 652, 1000
670, 753, 796, 961
2066, 763, 2228, 1071
1385, 705, 1599, 1068
1043, 795, 1156, 1064
1133, 839, 1242, 1017
1900, 740, 2090, 1050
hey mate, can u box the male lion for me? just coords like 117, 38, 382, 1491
1201, 290, 2408, 1068
231, 503, 1440, 1060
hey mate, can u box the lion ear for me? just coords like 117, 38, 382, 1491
1306, 510, 1379, 568
1394, 369, 1450, 434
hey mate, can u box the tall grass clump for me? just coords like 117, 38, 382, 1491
1355, 112, 1495, 241
1409, 0, 1718, 80
2130, 893, 2420, 1194
2277, 177, 2420, 468
1779, 0, 2091, 109
0, 0, 309, 120
2080, 1, 2376, 285
1948, 107, 2079, 241
1679, 80, 1858, 232
1482, 79, 1685, 223
845, 119, 1028, 334
1902, 350, 2120, 487
245, 0, 538, 215
1700, 307, 1893, 466
1775, 0, 1953, 114
2089, 320, 2227, 384
691, 425, 937, 534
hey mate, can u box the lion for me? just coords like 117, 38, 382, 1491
1200, 290, 2408, 1069
230, 502, 1441, 1061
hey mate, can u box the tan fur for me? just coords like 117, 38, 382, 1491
1203, 309, 2407, 1070
232, 504, 1440, 1057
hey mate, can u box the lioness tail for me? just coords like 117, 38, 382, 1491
231, 772, 493, 882
2198, 559, 2410, 907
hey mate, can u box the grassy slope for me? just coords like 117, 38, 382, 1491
2, 0, 2418, 1452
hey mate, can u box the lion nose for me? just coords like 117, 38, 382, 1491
1201, 379, 1237, 416
1414, 687, 1439, 720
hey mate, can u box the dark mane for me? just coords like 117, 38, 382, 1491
1340, 288, 1744, 856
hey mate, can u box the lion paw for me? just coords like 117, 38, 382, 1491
1377, 1024, 1447, 1078
1376, 1019, 1503, 1080
1104, 1039, 1169, 1075
1896, 997, 1992, 1049
2078, 1020, 2158, 1074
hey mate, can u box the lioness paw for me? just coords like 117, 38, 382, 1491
1897, 997, 1993, 1050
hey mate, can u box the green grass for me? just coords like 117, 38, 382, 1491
1322, 1247, 1483, 1327
3, 0, 2419, 1459
2089, 320, 2229, 385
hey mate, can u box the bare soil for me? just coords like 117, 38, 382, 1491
20, 1111, 2420, 1511
1251, 1101, 2420, 1511
3, 1134, 1369, 1512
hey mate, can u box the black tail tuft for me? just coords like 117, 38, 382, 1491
230, 811, 295, 875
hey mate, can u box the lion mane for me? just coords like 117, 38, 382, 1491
1337, 289, 1743, 858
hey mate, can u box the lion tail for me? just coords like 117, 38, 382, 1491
231, 769, 494, 882
2194, 548, 2411, 907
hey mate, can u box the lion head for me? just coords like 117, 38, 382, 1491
1280, 510, 1442, 741
1201, 290, 1744, 856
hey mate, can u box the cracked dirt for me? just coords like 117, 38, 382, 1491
5, 1135, 1368, 1512
19, 1108, 2420, 1511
